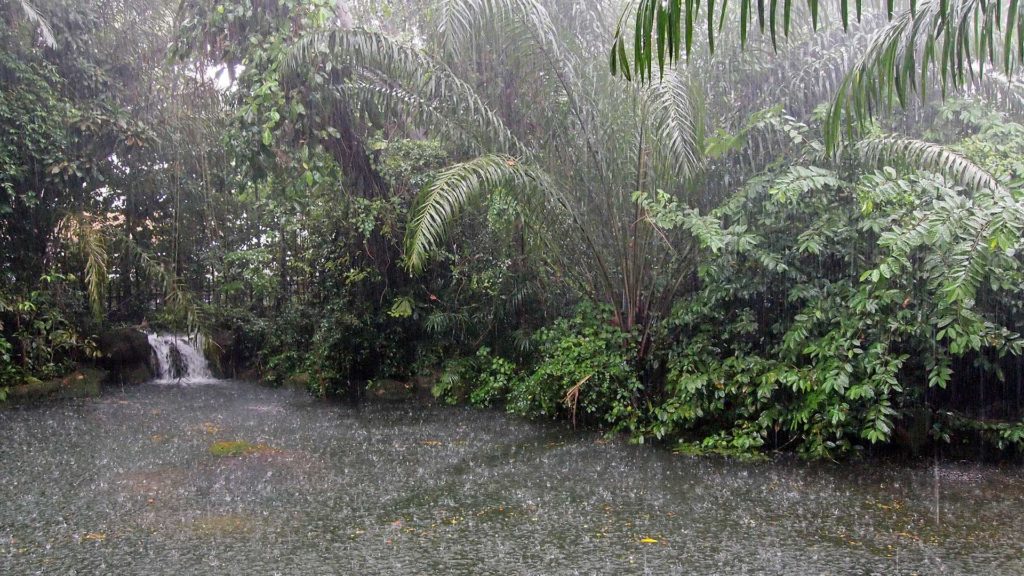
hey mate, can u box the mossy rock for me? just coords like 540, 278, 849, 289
283, 372, 312, 390
237, 367, 262, 382
7, 367, 106, 404
190, 514, 253, 536
107, 364, 152, 387
98, 327, 154, 384
208, 440, 277, 457
370, 378, 415, 402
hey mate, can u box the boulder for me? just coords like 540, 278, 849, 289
364, 372, 440, 403
370, 378, 415, 402
97, 326, 154, 385
7, 367, 106, 403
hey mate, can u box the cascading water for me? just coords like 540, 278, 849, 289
146, 332, 215, 383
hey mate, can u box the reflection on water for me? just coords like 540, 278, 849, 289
1, 381, 1022, 574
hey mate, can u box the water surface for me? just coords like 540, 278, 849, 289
1, 381, 1021, 574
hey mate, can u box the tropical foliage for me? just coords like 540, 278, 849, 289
615, 0, 1024, 143
2, 0, 1024, 458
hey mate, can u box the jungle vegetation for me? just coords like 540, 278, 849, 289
3, 0, 1024, 458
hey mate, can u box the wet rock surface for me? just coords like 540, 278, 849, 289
98, 327, 153, 385
0, 381, 1022, 575
6, 368, 105, 403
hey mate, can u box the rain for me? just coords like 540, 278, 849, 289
2, 362, 1023, 574
3, 0, 1024, 574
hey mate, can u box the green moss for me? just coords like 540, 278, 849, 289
191, 514, 253, 535
6, 367, 105, 405
208, 440, 276, 457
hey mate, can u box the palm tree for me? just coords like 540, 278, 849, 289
615, 0, 1024, 144
4, 0, 56, 47
280, 1, 705, 353
280, 0, 1010, 368
385, 1, 706, 339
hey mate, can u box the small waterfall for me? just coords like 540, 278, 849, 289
146, 333, 215, 383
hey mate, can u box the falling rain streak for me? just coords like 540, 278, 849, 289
0, 381, 1022, 574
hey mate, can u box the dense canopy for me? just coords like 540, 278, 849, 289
3, 0, 1024, 458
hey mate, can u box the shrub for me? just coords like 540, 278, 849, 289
507, 304, 643, 432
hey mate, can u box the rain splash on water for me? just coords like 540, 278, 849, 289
1, 381, 1022, 574
145, 333, 214, 384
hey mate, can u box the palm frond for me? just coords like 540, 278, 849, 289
435, 0, 575, 74
56, 214, 108, 319
404, 154, 550, 272
646, 68, 705, 179
284, 28, 521, 154
54, 213, 206, 336
119, 237, 206, 338
855, 136, 1006, 194
432, 0, 603, 166
827, 0, 1024, 146
437, 0, 474, 60
347, 76, 515, 153
17, 0, 56, 48
616, 0, 1024, 149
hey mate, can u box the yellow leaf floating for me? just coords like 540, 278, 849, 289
639, 537, 658, 544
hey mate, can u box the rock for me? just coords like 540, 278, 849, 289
283, 372, 312, 390
209, 327, 260, 379
97, 326, 154, 385
370, 378, 415, 402
118, 364, 153, 386
237, 366, 262, 382
413, 369, 441, 394
206, 328, 232, 378
7, 367, 106, 403
98, 326, 151, 367
364, 372, 439, 403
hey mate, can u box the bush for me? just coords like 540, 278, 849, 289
506, 304, 643, 432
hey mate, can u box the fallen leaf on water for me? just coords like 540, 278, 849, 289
639, 537, 658, 544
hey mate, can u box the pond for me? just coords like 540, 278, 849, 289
1, 380, 1022, 574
